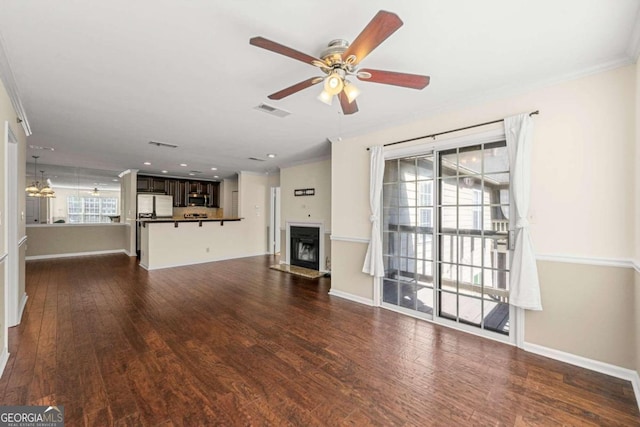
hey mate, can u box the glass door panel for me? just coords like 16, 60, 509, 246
382, 155, 435, 318
437, 142, 510, 336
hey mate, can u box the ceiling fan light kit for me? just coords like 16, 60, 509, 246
249, 10, 430, 115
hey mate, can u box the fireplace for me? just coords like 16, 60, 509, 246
289, 225, 320, 271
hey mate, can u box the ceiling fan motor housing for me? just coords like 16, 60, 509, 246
320, 39, 351, 68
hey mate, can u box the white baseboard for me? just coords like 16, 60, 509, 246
523, 342, 640, 411
0, 347, 9, 379
26, 249, 129, 261
18, 293, 27, 323
328, 289, 375, 306
141, 252, 270, 271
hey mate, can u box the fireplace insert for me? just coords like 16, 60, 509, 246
290, 226, 320, 270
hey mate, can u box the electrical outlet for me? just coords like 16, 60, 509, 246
206, 247, 210, 253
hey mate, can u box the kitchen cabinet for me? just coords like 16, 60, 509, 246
206, 182, 219, 207
138, 175, 219, 208
136, 176, 152, 192
188, 181, 203, 194
165, 179, 186, 207
152, 179, 167, 193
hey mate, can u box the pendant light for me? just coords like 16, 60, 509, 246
39, 170, 56, 198
25, 156, 56, 198
25, 156, 41, 197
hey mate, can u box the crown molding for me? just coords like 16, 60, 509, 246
0, 30, 31, 136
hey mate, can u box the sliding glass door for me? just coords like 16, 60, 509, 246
381, 140, 511, 338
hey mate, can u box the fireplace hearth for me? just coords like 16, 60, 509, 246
289, 226, 320, 271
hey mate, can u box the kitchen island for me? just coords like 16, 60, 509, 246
139, 217, 258, 270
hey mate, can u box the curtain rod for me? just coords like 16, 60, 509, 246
366, 110, 539, 150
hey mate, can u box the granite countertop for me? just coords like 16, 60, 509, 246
138, 217, 242, 224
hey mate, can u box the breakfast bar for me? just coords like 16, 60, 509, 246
138, 217, 245, 270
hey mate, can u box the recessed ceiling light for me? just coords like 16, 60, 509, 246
188, 173, 195, 176
112, 179, 118, 182
213, 175, 219, 178
143, 161, 151, 165
211, 167, 217, 171
267, 153, 276, 158
161, 170, 168, 174
180, 163, 187, 167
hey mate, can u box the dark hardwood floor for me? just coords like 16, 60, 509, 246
0, 254, 638, 426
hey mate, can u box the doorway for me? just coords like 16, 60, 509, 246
269, 187, 281, 254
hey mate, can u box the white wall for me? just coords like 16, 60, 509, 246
635, 58, 640, 379
0, 76, 27, 366
331, 64, 637, 369
238, 171, 270, 256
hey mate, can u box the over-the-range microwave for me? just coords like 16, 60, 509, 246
188, 193, 209, 207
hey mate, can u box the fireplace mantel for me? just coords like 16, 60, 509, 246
285, 221, 325, 272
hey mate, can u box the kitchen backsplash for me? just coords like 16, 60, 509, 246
173, 207, 223, 218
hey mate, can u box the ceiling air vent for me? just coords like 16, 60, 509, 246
254, 103, 290, 118
249, 157, 267, 162
29, 145, 55, 151
149, 140, 178, 148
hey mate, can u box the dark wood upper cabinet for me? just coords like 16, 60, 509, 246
136, 176, 152, 192
138, 175, 219, 208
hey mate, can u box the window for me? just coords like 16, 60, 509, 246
67, 197, 118, 223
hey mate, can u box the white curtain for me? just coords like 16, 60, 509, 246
504, 113, 542, 310
362, 146, 385, 277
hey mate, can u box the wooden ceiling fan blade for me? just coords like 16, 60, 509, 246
357, 68, 430, 89
342, 11, 403, 66
267, 77, 323, 100
250, 36, 323, 66
338, 91, 358, 115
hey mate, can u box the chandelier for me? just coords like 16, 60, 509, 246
25, 155, 56, 198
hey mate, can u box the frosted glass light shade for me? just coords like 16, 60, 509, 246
317, 90, 333, 106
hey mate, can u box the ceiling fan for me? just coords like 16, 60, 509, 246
249, 10, 430, 115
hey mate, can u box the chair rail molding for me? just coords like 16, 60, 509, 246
330, 235, 370, 244
535, 253, 637, 270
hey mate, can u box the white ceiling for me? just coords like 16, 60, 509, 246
2, 1, 639, 186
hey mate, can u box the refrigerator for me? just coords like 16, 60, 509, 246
136, 194, 173, 256
137, 194, 173, 218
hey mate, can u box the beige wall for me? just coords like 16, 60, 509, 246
25, 224, 128, 258
223, 175, 238, 216
331, 64, 637, 369
141, 220, 261, 269
280, 159, 331, 230
527, 261, 635, 369
280, 159, 331, 268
